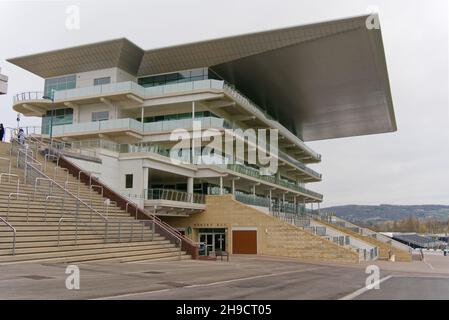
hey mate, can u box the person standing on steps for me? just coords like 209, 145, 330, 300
0, 123, 4, 142
17, 128, 25, 145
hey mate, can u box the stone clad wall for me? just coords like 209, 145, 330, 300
163, 195, 359, 263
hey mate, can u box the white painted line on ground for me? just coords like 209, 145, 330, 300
93, 266, 324, 300
339, 275, 393, 300
423, 260, 434, 270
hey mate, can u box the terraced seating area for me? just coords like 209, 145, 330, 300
0, 141, 192, 264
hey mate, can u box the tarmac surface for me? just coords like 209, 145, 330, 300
0, 252, 448, 300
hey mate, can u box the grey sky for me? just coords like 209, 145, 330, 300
0, 0, 447, 207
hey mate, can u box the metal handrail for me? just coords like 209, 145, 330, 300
44, 154, 59, 171
0, 173, 20, 193
53, 166, 69, 183
33, 177, 54, 200
0, 217, 16, 255
17, 146, 109, 226
0, 157, 12, 175
44, 196, 65, 222
58, 216, 79, 246
7, 192, 30, 221
26, 137, 188, 253
126, 201, 139, 219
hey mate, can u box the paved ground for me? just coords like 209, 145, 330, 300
0, 253, 448, 300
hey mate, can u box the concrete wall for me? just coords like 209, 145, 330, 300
78, 102, 116, 123
75, 67, 136, 88
66, 149, 146, 206
163, 195, 359, 263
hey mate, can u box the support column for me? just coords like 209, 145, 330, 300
191, 101, 197, 164
219, 176, 223, 195
143, 167, 149, 208
293, 195, 297, 213
187, 177, 194, 203
231, 179, 235, 195
141, 106, 144, 126
252, 185, 256, 197
269, 189, 272, 212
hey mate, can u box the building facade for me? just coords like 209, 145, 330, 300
0, 67, 7, 95
8, 15, 396, 258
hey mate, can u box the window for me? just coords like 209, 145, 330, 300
125, 174, 133, 189
44, 75, 76, 98
41, 107, 74, 134
92, 111, 109, 122
94, 77, 111, 86
137, 68, 209, 88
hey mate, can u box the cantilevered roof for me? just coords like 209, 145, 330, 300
7, 38, 144, 78
7, 14, 396, 141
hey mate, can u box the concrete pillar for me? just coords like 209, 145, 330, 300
219, 176, 223, 195
192, 101, 196, 164
143, 167, 149, 198
269, 189, 272, 212
187, 177, 194, 203
231, 179, 235, 195
252, 185, 256, 197
141, 106, 144, 126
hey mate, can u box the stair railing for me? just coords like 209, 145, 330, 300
0, 217, 16, 255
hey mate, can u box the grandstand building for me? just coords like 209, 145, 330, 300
5, 15, 404, 263
0, 67, 7, 95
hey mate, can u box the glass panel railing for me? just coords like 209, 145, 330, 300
143, 79, 224, 98
53, 81, 145, 101
51, 118, 143, 136
144, 188, 205, 204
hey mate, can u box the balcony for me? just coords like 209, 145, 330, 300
226, 164, 323, 201
53, 81, 145, 102
143, 188, 206, 216
52, 118, 143, 137
12, 91, 54, 115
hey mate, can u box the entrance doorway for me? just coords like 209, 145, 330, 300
198, 228, 226, 256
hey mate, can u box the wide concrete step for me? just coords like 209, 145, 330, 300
0, 245, 182, 263
0, 233, 157, 243
0, 236, 168, 250
0, 240, 173, 256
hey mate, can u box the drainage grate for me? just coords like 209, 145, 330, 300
20, 275, 55, 280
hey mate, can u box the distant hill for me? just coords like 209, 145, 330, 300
322, 205, 449, 224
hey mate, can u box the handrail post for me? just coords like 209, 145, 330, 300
141, 222, 144, 241
118, 220, 121, 243
152, 220, 155, 241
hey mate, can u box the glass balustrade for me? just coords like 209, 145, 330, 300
144, 188, 205, 204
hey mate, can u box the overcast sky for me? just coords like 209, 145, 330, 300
0, 0, 448, 207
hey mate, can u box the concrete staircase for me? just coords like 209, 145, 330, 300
308, 214, 412, 262
0, 141, 191, 264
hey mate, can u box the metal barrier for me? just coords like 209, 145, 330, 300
7, 193, 30, 221
0, 157, 12, 175
44, 154, 59, 171
33, 177, 55, 199
0, 173, 20, 193
0, 217, 16, 255
44, 196, 65, 222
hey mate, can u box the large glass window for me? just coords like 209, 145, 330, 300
138, 68, 220, 88
136, 111, 217, 123
41, 108, 73, 134
93, 77, 111, 86
44, 75, 76, 98
92, 111, 109, 122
